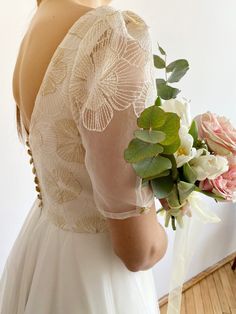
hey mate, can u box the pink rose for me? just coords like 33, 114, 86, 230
195, 112, 236, 156
200, 156, 236, 202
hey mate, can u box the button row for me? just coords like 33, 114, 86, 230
25, 140, 43, 206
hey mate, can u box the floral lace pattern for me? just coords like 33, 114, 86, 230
69, 9, 155, 132
40, 47, 68, 96
25, 5, 156, 233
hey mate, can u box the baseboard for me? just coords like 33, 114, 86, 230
158, 251, 236, 307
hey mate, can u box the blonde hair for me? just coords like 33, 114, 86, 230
16, 0, 42, 142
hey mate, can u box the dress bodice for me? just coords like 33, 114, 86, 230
23, 4, 156, 234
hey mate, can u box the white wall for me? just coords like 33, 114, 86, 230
0, 0, 236, 300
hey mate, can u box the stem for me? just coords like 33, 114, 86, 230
165, 54, 168, 82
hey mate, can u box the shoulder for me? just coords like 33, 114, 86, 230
69, 5, 152, 48
68, 5, 155, 132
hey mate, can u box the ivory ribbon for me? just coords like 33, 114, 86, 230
166, 191, 221, 314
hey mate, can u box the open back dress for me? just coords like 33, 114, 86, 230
0, 4, 160, 314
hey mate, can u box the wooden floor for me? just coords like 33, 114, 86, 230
160, 259, 236, 314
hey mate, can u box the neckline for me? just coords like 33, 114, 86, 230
22, 4, 113, 141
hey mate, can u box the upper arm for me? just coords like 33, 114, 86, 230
68, 8, 168, 270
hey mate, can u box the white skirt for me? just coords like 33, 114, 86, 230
0, 198, 160, 314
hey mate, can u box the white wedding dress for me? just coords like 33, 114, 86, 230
0, 4, 160, 313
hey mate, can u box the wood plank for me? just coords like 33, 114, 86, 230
212, 271, 230, 313
206, 273, 222, 314
184, 288, 196, 314
160, 303, 167, 314
180, 292, 186, 314
218, 265, 236, 309
158, 251, 236, 307
199, 278, 214, 313
193, 283, 205, 314
224, 262, 236, 298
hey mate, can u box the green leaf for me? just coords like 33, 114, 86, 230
158, 112, 181, 146
164, 211, 171, 228
162, 137, 181, 154
124, 138, 164, 163
156, 79, 166, 86
150, 175, 174, 199
144, 170, 171, 181
189, 120, 198, 147
163, 154, 178, 181
137, 105, 167, 129
183, 162, 198, 183
194, 187, 226, 201
134, 130, 166, 144
166, 59, 189, 83
132, 155, 172, 179
167, 184, 181, 208
177, 181, 195, 204
158, 43, 166, 56
153, 55, 166, 68
156, 82, 181, 100
155, 96, 162, 107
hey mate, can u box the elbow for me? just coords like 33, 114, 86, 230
135, 229, 168, 272
145, 228, 168, 270
122, 236, 168, 273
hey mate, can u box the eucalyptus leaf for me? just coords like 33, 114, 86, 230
124, 138, 164, 163
156, 82, 181, 100
134, 129, 166, 144
158, 112, 181, 145
151, 175, 174, 199
189, 120, 198, 147
162, 137, 181, 154
183, 162, 198, 183
154, 55, 166, 69
177, 181, 195, 204
144, 170, 171, 181
167, 184, 181, 208
166, 59, 189, 83
156, 79, 166, 86
137, 105, 166, 129
132, 155, 172, 179
155, 96, 162, 107
163, 154, 178, 181
157, 44, 166, 56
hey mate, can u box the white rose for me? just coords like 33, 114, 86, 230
175, 125, 197, 168
189, 152, 229, 181
161, 98, 192, 128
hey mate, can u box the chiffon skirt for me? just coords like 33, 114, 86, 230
0, 198, 160, 314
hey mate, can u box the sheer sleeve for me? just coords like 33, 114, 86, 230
69, 8, 157, 219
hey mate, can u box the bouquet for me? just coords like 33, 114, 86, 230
124, 44, 236, 230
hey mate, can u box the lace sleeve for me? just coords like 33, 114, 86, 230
69, 8, 157, 219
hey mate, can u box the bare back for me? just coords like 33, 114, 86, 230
12, 1, 93, 134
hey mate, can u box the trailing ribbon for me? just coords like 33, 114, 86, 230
166, 191, 221, 314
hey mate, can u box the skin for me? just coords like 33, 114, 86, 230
13, 0, 168, 272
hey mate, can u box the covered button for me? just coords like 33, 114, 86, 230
35, 186, 41, 193
27, 149, 32, 156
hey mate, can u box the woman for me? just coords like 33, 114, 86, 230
0, 0, 168, 313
